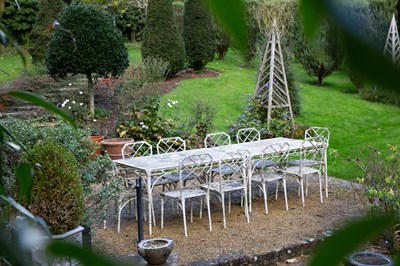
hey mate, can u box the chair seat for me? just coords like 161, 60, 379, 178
252, 159, 276, 169
161, 187, 207, 199
205, 180, 245, 193
288, 159, 319, 167
150, 177, 173, 186
286, 166, 320, 176
162, 171, 197, 182
211, 165, 241, 175
251, 172, 284, 183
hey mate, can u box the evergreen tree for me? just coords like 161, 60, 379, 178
29, 0, 64, 64
183, 0, 215, 70
46, 3, 129, 114
141, 0, 185, 75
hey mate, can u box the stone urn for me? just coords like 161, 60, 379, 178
345, 251, 393, 266
137, 238, 174, 265
101, 138, 134, 160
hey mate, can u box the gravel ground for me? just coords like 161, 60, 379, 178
92, 177, 364, 265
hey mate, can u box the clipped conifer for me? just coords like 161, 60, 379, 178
141, 0, 185, 75
183, 0, 215, 70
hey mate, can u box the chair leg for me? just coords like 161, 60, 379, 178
228, 193, 231, 214
221, 193, 227, 228
262, 183, 268, 214
190, 200, 193, 223
182, 199, 188, 236
161, 196, 165, 229
318, 174, 324, 204
249, 179, 252, 213
305, 175, 309, 196
243, 187, 250, 224
300, 178, 305, 207
206, 194, 212, 232
282, 179, 288, 211
199, 198, 203, 218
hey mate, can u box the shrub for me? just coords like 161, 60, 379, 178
1, 0, 39, 46
141, 0, 186, 75
45, 3, 129, 115
182, 0, 216, 70
117, 94, 178, 147
215, 21, 230, 60
115, 2, 146, 42
29, 0, 65, 64
21, 141, 84, 234
290, 15, 342, 86
3, 118, 117, 226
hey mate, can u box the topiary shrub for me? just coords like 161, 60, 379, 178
45, 2, 129, 115
141, 0, 186, 75
182, 0, 216, 70
21, 141, 84, 234
215, 21, 230, 60
29, 0, 65, 64
1, 0, 39, 46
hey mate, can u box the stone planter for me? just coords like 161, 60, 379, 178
137, 238, 174, 265
101, 138, 134, 160
345, 251, 393, 266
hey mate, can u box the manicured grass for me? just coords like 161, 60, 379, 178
0, 53, 30, 83
160, 49, 257, 131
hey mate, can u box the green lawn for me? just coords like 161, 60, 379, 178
0, 53, 30, 82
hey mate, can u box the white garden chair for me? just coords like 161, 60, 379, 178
156, 137, 186, 154
249, 142, 289, 214
286, 140, 324, 207
236, 127, 261, 143
160, 154, 213, 236
204, 132, 231, 148
204, 150, 250, 228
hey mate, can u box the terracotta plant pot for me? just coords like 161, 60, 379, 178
101, 138, 134, 160
137, 238, 174, 265
89, 136, 104, 160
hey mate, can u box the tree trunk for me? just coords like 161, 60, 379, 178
87, 73, 94, 115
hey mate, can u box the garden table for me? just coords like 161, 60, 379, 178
114, 137, 325, 235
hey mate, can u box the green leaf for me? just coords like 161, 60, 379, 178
16, 162, 34, 204
205, 0, 248, 55
8, 91, 76, 128
309, 215, 394, 266
47, 242, 121, 266
299, 0, 327, 39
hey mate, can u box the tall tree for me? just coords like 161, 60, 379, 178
45, 3, 129, 114
183, 0, 215, 70
29, 0, 64, 64
141, 0, 185, 75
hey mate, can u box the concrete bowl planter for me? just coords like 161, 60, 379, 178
345, 250, 393, 266
137, 238, 174, 265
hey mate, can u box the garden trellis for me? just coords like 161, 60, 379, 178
383, 14, 400, 66
254, 19, 293, 129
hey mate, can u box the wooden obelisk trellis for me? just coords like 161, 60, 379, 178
383, 14, 400, 65
254, 20, 293, 129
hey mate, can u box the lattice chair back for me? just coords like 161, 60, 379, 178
298, 140, 324, 171
236, 127, 261, 143
305, 127, 330, 147
157, 137, 186, 154
254, 142, 290, 175
121, 141, 152, 159
217, 150, 249, 184
177, 154, 213, 190
204, 132, 231, 148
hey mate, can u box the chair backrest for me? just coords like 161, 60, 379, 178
178, 154, 213, 189
254, 142, 290, 173
236, 127, 261, 143
217, 149, 250, 183
305, 127, 330, 147
157, 137, 186, 154
121, 141, 152, 159
204, 132, 231, 148
299, 140, 324, 168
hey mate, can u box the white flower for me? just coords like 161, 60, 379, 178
167, 103, 172, 108
65, 99, 69, 103
80, 103, 83, 106
72, 101, 76, 104
61, 103, 65, 108
93, 119, 97, 122
139, 122, 144, 125
68, 83, 72, 86
68, 106, 71, 109
79, 91, 83, 95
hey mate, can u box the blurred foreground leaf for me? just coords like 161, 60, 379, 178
205, 0, 249, 56
309, 215, 395, 266
299, 0, 326, 38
